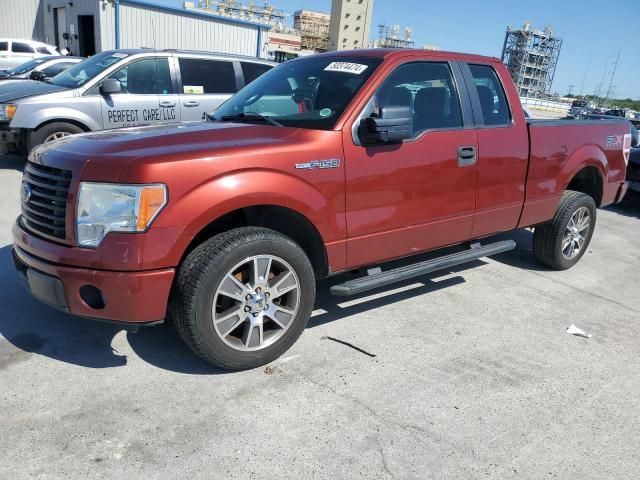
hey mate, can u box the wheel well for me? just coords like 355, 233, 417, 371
34, 118, 90, 133
184, 206, 329, 277
567, 166, 603, 206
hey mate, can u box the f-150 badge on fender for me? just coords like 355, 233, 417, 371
295, 159, 340, 170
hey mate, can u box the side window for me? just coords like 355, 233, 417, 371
12, 42, 35, 53
377, 62, 462, 136
42, 62, 75, 77
178, 58, 236, 94
468, 64, 511, 126
240, 62, 272, 85
0, 42, 9, 52
107, 58, 172, 95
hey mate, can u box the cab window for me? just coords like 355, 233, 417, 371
0, 42, 8, 51
468, 64, 511, 126
240, 62, 272, 85
377, 62, 463, 137
107, 58, 172, 95
178, 58, 236, 94
12, 42, 35, 53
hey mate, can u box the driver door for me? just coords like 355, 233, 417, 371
99, 57, 177, 129
342, 61, 478, 268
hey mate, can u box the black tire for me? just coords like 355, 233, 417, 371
28, 122, 84, 152
533, 191, 597, 270
171, 227, 316, 370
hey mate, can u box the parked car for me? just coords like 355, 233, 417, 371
570, 99, 588, 116
12, 49, 632, 370
0, 39, 59, 69
0, 56, 82, 84
0, 49, 274, 153
627, 125, 640, 195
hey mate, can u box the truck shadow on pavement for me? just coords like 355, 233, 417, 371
0, 244, 496, 374
0, 154, 26, 172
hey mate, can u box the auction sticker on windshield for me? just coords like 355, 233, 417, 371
324, 62, 368, 75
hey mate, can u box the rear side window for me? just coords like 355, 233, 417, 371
468, 64, 511, 126
0, 42, 8, 51
12, 42, 35, 53
178, 58, 236, 94
241, 62, 272, 85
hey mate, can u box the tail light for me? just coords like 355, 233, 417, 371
623, 134, 631, 166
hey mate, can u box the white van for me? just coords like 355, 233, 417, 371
0, 39, 60, 69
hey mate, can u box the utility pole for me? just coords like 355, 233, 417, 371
579, 51, 592, 97
605, 50, 621, 104
567, 84, 575, 96
595, 53, 611, 106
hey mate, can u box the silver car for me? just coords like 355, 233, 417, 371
0, 49, 274, 153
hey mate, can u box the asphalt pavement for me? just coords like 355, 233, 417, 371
1, 153, 639, 479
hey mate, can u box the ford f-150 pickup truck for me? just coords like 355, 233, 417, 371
12, 49, 634, 370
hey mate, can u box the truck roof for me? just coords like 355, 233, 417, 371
312, 48, 501, 65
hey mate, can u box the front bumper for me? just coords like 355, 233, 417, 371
12, 244, 175, 324
0, 125, 22, 153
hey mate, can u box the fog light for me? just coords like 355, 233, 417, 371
79, 285, 105, 310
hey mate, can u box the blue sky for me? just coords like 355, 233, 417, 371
153, 0, 639, 99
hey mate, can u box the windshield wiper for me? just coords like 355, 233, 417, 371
220, 112, 282, 127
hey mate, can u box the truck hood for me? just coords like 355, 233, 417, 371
0, 79, 67, 103
31, 121, 301, 180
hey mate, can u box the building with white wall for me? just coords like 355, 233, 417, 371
327, 0, 374, 51
0, 0, 269, 58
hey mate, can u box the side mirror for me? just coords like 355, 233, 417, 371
359, 105, 413, 145
29, 70, 46, 82
100, 78, 121, 95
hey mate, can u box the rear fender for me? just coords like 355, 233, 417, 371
560, 144, 607, 190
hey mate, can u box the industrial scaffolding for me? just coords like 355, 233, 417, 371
186, 1, 287, 30
373, 23, 415, 49
293, 10, 330, 52
501, 22, 562, 98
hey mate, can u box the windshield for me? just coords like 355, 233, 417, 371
213, 56, 383, 130
8, 57, 49, 75
49, 51, 129, 89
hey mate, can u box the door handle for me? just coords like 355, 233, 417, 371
457, 146, 477, 167
159, 101, 176, 108
183, 101, 200, 107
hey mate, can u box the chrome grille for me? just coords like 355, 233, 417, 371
21, 162, 72, 240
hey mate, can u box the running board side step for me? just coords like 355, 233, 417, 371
330, 240, 516, 297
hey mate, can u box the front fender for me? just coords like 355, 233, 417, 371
14, 106, 100, 131
148, 168, 346, 268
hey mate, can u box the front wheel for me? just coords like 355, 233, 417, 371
171, 227, 316, 370
533, 191, 597, 270
28, 122, 84, 152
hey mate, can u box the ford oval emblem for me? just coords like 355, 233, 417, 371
21, 181, 32, 203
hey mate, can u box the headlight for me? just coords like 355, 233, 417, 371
0, 103, 17, 121
76, 183, 167, 248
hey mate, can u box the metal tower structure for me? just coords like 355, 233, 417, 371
374, 23, 415, 49
501, 22, 563, 98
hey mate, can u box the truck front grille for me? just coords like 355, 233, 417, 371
21, 162, 72, 240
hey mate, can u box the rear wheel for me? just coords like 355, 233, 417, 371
172, 227, 316, 370
533, 191, 596, 270
28, 122, 84, 152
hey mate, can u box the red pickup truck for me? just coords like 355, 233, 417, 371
12, 49, 632, 370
